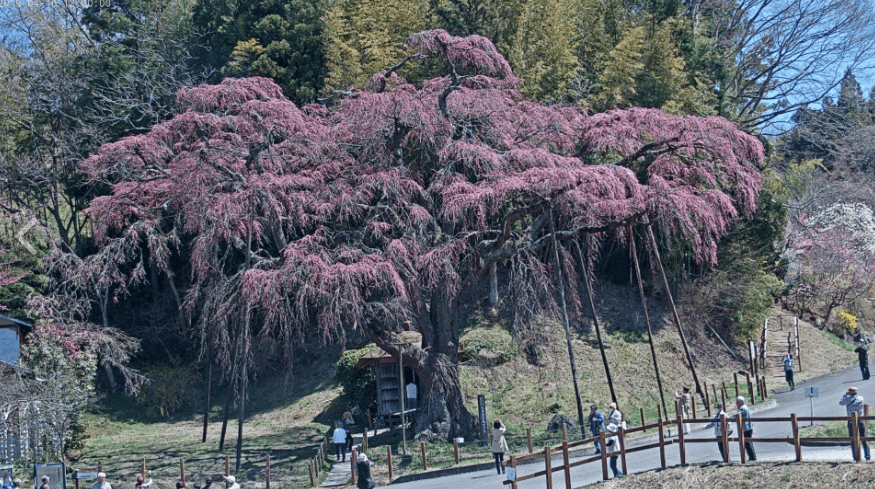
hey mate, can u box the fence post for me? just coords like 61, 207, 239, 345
852, 411, 862, 462
75, 471, 79, 489
367, 408, 372, 431
527, 427, 533, 454
720, 415, 730, 462
308, 461, 315, 487
98, 462, 103, 474
453, 437, 460, 465
762, 376, 768, 399
746, 373, 755, 405
387, 445, 393, 480
705, 387, 712, 417
266, 454, 270, 489
657, 416, 666, 468
640, 407, 646, 427
562, 435, 571, 489
509, 455, 518, 489
676, 413, 686, 465
734, 373, 739, 398
692, 394, 697, 419
619, 426, 628, 476
180, 458, 186, 483
721, 388, 727, 416
141, 458, 146, 478
736, 413, 746, 464
351, 448, 357, 485
363, 427, 368, 454
599, 431, 608, 481
792, 413, 801, 462
420, 441, 428, 471
544, 446, 553, 489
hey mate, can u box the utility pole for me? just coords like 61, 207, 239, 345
393, 342, 407, 456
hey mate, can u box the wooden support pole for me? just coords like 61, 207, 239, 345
225, 455, 230, 486
853, 412, 862, 462
712, 384, 719, 403
720, 415, 730, 462
646, 223, 703, 396
180, 459, 185, 483
141, 458, 146, 478
792, 413, 801, 462
677, 414, 686, 465
736, 413, 746, 464
796, 317, 802, 372
599, 432, 609, 481
763, 376, 769, 399
640, 407, 646, 428
562, 437, 571, 489
628, 226, 669, 417
562, 423, 568, 445
367, 409, 372, 431
453, 437, 460, 465
692, 395, 697, 419
527, 427, 533, 454
509, 455, 518, 489
544, 446, 553, 489
734, 373, 739, 398
266, 454, 270, 489
308, 461, 315, 487
387, 446, 393, 480
721, 387, 727, 413
363, 427, 368, 454
420, 442, 427, 471
657, 416, 666, 468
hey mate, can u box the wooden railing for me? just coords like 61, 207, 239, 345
503, 404, 875, 488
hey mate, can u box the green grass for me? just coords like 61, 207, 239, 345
824, 331, 856, 352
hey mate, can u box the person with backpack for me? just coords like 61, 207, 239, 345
783, 353, 795, 390
489, 419, 509, 475
605, 423, 624, 479
588, 404, 606, 453
356, 453, 375, 489
855, 341, 870, 380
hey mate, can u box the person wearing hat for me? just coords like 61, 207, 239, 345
588, 404, 606, 454
355, 453, 374, 489
605, 422, 624, 478
222, 475, 240, 489
11, 479, 21, 489
39, 476, 50, 489
734, 396, 756, 461
855, 341, 870, 380
608, 402, 624, 430
782, 353, 796, 390
704, 403, 732, 461
91, 472, 111, 489
841, 386, 871, 460
134, 470, 152, 489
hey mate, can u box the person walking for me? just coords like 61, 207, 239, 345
782, 353, 795, 390
332, 421, 348, 462
489, 419, 509, 475
91, 473, 112, 489
705, 403, 731, 461
734, 396, 756, 461
840, 386, 871, 461
605, 422, 624, 479
343, 411, 356, 451
608, 402, 624, 429
675, 387, 692, 434
588, 404, 606, 453
855, 341, 870, 380
356, 453, 375, 489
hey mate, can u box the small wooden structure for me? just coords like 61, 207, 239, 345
357, 331, 421, 425
0, 314, 30, 365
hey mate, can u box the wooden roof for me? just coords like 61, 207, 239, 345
0, 313, 30, 328
357, 331, 422, 368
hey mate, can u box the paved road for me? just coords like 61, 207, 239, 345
388, 364, 872, 488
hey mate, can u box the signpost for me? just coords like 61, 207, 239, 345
75, 473, 98, 479
478, 394, 488, 446
805, 386, 819, 426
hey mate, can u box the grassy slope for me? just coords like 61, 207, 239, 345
73, 284, 857, 487
578, 461, 875, 488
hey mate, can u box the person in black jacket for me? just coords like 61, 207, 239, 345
356, 453, 374, 489
855, 341, 870, 380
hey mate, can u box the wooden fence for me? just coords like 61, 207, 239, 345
503, 404, 874, 488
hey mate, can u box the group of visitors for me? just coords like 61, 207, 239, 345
705, 396, 757, 461
586, 402, 625, 479
329, 411, 376, 488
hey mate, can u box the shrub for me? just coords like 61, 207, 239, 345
137, 363, 202, 418
460, 327, 516, 366
333, 345, 377, 411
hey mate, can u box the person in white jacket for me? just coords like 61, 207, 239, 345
605, 423, 624, 478
222, 476, 240, 489
332, 421, 349, 462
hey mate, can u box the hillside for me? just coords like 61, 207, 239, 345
68, 282, 858, 488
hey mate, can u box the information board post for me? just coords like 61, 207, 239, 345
478, 394, 488, 446
805, 387, 819, 426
